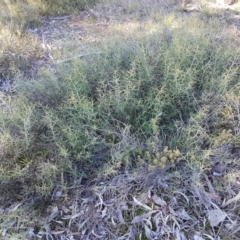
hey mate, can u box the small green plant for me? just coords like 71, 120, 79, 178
213, 129, 233, 148
151, 146, 181, 168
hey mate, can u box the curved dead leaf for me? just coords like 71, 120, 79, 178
175, 208, 192, 221
111, 217, 117, 226
7, 202, 23, 213
127, 226, 137, 240
152, 195, 167, 207
175, 227, 187, 240
47, 206, 59, 223
174, 191, 190, 204
117, 209, 125, 224
194, 235, 205, 240
92, 229, 103, 238
51, 230, 65, 235
1, 220, 16, 237
144, 224, 157, 240
133, 197, 152, 211
131, 210, 158, 224
95, 192, 104, 208
208, 209, 227, 227
222, 191, 240, 208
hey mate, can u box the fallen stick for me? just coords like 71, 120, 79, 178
49, 15, 71, 21
54, 51, 103, 65
222, 191, 240, 208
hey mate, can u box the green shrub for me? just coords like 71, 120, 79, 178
0, 15, 240, 201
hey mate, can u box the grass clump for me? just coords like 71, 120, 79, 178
41, 0, 98, 15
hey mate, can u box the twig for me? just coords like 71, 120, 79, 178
49, 15, 71, 21
222, 191, 240, 208
204, 174, 215, 194
54, 52, 103, 65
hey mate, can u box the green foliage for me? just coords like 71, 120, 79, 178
1, 1, 240, 238
1, 13, 240, 202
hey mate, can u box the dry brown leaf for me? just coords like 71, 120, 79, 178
61, 206, 70, 214
222, 191, 240, 207
225, 220, 238, 231
175, 227, 181, 240
194, 235, 205, 240
144, 224, 157, 240
208, 209, 227, 227
174, 191, 190, 204
204, 174, 215, 194
131, 210, 158, 224
152, 195, 167, 207
128, 226, 137, 240
133, 197, 152, 211
47, 206, 59, 223
7, 202, 23, 213
205, 192, 222, 204
117, 209, 125, 223
1, 220, 16, 236
101, 206, 107, 218
175, 227, 187, 240
175, 209, 192, 221
67, 232, 82, 236
51, 230, 65, 235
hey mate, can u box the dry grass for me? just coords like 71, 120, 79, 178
1, 164, 240, 239
0, 0, 98, 79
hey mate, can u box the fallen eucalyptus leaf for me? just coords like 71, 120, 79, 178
47, 206, 59, 223
175, 227, 187, 240
176, 208, 192, 220
225, 220, 238, 231
51, 230, 65, 235
131, 210, 158, 224
175, 227, 181, 240
101, 206, 107, 218
194, 235, 205, 240
117, 209, 125, 223
174, 191, 190, 204
133, 197, 152, 211
222, 191, 240, 207
1, 220, 16, 236
152, 195, 167, 207
8, 202, 23, 213
128, 226, 137, 240
144, 224, 157, 240
208, 209, 227, 227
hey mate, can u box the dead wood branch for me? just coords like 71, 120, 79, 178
54, 52, 103, 65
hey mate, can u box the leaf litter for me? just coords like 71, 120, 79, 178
16, 162, 239, 240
